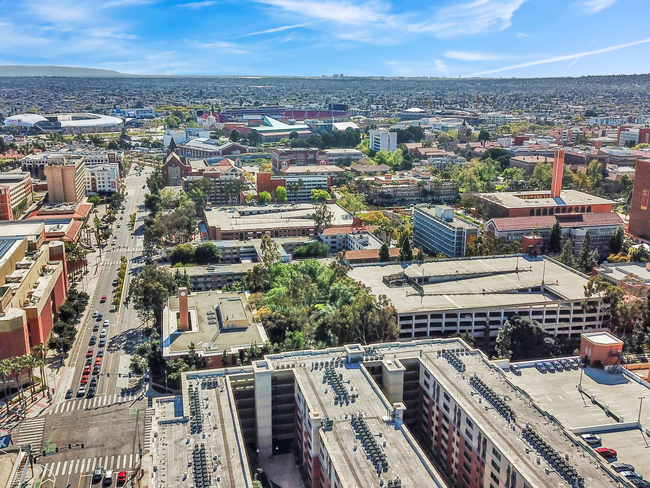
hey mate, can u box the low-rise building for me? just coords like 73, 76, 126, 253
413, 205, 481, 257
271, 147, 328, 172
323, 148, 363, 165
350, 163, 390, 175
22, 149, 124, 178
318, 226, 383, 254
509, 155, 554, 175
486, 212, 625, 258
256, 172, 330, 203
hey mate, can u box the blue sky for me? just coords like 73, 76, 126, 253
0, 0, 649, 77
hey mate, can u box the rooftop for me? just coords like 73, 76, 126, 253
348, 256, 592, 314
488, 212, 624, 232
480, 190, 613, 209
596, 262, 650, 285
203, 203, 353, 233
163, 291, 265, 357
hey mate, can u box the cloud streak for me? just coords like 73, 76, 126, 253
445, 51, 505, 61
178, 1, 217, 9
237, 24, 305, 38
582, 0, 618, 14
468, 37, 650, 76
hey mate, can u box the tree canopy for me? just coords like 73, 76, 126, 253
495, 316, 560, 360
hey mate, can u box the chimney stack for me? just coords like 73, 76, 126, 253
551, 149, 565, 199
179, 287, 189, 331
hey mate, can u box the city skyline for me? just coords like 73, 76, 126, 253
0, 0, 648, 77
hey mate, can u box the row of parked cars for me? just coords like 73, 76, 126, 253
93, 466, 127, 486
535, 358, 581, 373
581, 434, 648, 486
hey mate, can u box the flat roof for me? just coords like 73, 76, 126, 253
204, 203, 353, 233
582, 331, 622, 345
349, 256, 592, 314
163, 291, 264, 356
415, 206, 480, 230
597, 262, 650, 284
479, 189, 613, 209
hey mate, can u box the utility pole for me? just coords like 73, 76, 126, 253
639, 396, 645, 423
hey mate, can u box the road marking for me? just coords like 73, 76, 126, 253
74, 458, 80, 473
129, 454, 133, 468
104, 456, 108, 469
81, 458, 87, 473
59, 461, 67, 476
68, 459, 74, 475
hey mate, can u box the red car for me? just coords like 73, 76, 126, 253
95, 357, 102, 366
596, 447, 617, 458
117, 471, 127, 485
86, 348, 93, 358
100, 295, 107, 303
80, 374, 89, 384
83, 366, 91, 375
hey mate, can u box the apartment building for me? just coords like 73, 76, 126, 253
43, 156, 86, 203
413, 206, 481, 258
369, 129, 397, 152
629, 158, 650, 239
155, 336, 619, 488
22, 149, 124, 178
256, 172, 331, 203
0, 172, 33, 220
85, 164, 120, 194
0, 233, 67, 362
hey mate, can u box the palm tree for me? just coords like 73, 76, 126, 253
23, 354, 38, 400
10, 356, 26, 409
0, 359, 12, 413
32, 343, 48, 389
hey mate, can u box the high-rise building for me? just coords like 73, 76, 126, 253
0, 172, 33, 220
413, 205, 481, 257
43, 156, 86, 203
628, 158, 650, 239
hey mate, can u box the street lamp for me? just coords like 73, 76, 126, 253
639, 396, 645, 423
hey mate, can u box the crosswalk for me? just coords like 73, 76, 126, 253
143, 408, 154, 453
43, 453, 135, 477
50, 393, 139, 415
16, 417, 45, 452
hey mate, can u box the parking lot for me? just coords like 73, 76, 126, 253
506, 362, 650, 483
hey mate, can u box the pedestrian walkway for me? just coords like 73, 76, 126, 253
50, 393, 138, 414
15, 417, 45, 452
143, 408, 154, 453
43, 453, 135, 477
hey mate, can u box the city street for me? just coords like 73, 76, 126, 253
22, 163, 155, 488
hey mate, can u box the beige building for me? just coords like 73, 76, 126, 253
43, 156, 86, 203
0, 172, 33, 220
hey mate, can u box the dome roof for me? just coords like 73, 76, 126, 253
3, 114, 48, 127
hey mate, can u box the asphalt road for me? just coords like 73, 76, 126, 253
38, 163, 153, 488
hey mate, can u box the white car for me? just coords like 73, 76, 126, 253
103, 319, 109, 327
100, 328, 107, 338
581, 433, 601, 445
92, 310, 99, 317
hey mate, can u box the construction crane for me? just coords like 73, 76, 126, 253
475, 94, 482, 115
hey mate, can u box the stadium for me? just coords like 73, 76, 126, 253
3, 113, 123, 133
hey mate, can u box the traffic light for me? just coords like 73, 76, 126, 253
68, 444, 71, 449
55, 447, 58, 453
107, 373, 110, 377
81, 444, 85, 449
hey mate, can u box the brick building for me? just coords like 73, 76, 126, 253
628, 159, 650, 239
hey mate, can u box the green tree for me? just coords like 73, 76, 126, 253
557, 239, 576, 268
610, 226, 624, 254
532, 162, 553, 189
193, 243, 221, 264
170, 244, 195, 265
229, 129, 240, 142
379, 243, 390, 263
549, 221, 562, 253
276, 186, 287, 202
144, 193, 162, 215
310, 189, 331, 202
576, 231, 598, 273
259, 235, 281, 269
587, 159, 603, 187
258, 191, 272, 204
416, 249, 425, 262
495, 316, 560, 360
399, 238, 413, 262
338, 192, 366, 213
478, 129, 490, 142
88, 195, 101, 206
312, 203, 333, 234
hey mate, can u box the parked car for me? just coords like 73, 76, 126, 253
81, 375, 89, 384
611, 463, 635, 473
509, 364, 521, 375
596, 447, 617, 458
89, 336, 97, 346
619, 471, 643, 481
92, 366, 100, 376
93, 466, 104, 483
544, 361, 556, 373
83, 366, 91, 375
117, 471, 127, 485
560, 359, 571, 370
632, 480, 650, 488
581, 433, 601, 445
567, 358, 579, 369
99, 338, 106, 347
77, 386, 86, 397
94, 323, 100, 331
103, 319, 109, 327
551, 360, 563, 371
87, 386, 96, 399
87, 348, 94, 358
104, 469, 114, 486
97, 349, 104, 357
535, 362, 547, 373
90, 377, 98, 387
112, 279, 118, 286
100, 328, 107, 338
92, 310, 99, 317
65, 389, 73, 399
100, 295, 107, 303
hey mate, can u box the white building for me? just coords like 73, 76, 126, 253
323, 148, 364, 165
369, 129, 397, 152
85, 164, 120, 194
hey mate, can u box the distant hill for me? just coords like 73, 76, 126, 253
0, 65, 130, 77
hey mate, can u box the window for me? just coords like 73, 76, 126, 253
642, 189, 649, 210
491, 460, 500, 473
492, 447, 502, 461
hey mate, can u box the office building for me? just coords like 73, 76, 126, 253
0, 172, 33, 220
152, 335, 623, 488
413, 205, 481, 257
85, 164, 119, 194
628, 158, 650, 239
43, 156, 86, 203
369, 129, 397, 152
22, 149, 124, 178
322, 148, 364, 165
348, 255, 606, 343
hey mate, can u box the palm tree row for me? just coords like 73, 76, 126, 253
0, 347, 48, 414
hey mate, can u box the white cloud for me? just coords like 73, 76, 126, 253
408, 0, 527, 38
445, 51, 505, 61
582, 0, 618, 14
253, 0, 391, 26
516, 32, 529, 37
435, 59, 449, 76
468, 36, 650, 76
178, 1, 217, 9
237, 24, 305, 38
